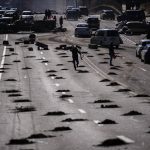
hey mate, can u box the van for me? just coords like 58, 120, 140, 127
90, 29, 123, 48
86, 16, 100, 30
66, 10, 78, 20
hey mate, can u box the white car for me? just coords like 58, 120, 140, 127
141, 44, 150, 64
90, 29, 123, 48
136, 39, 150, 58
21, 11, 33, 21
74, 23, 92, 37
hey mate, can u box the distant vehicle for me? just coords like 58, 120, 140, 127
66, 9, 78, 20
79, 6, 88, 16
4, 10, 19, 21
100, 10, 115, 20
21, 11, 34, 23
74, 23, 92, 37
72, 8, 81, 17
0, 17, 13, 33
86, 16, 100, 30
119, 21, 149, 35
0, 10, 6, 17
90, 29, 122, 48
117, 10, 146, 22
141, 44, 150, 64
66, 6, 74, 11
136, 39, 150, 58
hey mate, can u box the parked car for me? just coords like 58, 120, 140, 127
118, 21, 149, 35
117, 10, 146, 22
0, 17, 14, 33
141, 44, 150, 64
136, 39, 150, 58
86, 16, 100, 30
66, 9, 78, 20
74, 23, 92, 37
90, 29, 123, 48
100, 10, 115, 20
79, 6, 88, 16
21, 11, 33, 22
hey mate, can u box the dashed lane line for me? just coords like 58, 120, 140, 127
67, 99, 74, 103
0, 34, 8, 80
117, 135, 135, 144
78, 109, 86, 114
138, 67, 147, 72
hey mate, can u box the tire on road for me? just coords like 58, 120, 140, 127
88, 44, 98, 49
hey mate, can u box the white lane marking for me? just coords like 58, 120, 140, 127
42, 57, 46, 60
55, 83, 60, 87
84, 57, 128, 88
78, 109, 86, 114
0, 34, 8, 80
130, 116, 139, 122
121, 35, 136, 45
93, 120, 100, 124
51, 77, 55, 80
68, 99, 74, 103
45, 63, 48, 66
24, 75, 27, 79
40, 52, 43, 54
62, 92, 66, 95
138, 67, 147, 72
117, 135, 135, 144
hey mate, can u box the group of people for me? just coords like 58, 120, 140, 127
125, 0, 140, 10
45, 9, 52, 19
68, 43, 116, 71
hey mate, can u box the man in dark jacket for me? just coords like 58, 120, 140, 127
109, 42, 116, 66
70, 45, 82, 70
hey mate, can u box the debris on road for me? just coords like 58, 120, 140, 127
61, 118, 88, 122
51, 126, 72, 132
7, 138, 34, 145
28, 133, 55, 139
98, 119, 117, 124
122, 110, 143, 116
44, 111, 66, 116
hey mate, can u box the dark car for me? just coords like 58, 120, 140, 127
86, 16, 100, 30
100, 10, 115, 20
119, 21, 149, 35
79, 6, 88, 16
117, 10, 146, 22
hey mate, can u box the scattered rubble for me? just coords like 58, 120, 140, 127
93, 99, 112, 103
101, 104, 120, 108
56, 90, 70, 92
59, 95, 73, 98
7, 138, 34, 145
2, 90, 21, 93
8, 94, 22, 97
98, 119, 117, 124
51, 126, 72, 132
78, 70, 89, 73
22, 67, 32, 70
96, 138, 127, 147
14, 106, 36, 113
44, 111, 66, 116
13, 60, 21, 63
4, 78, 17, 81
28, 133, 55, 139
46, 70, 57, 73
115, 89, 131, 92
13, 99, 31, 103
107, 82, 120, 86
100, 79, 111, 82
62, 118, 88, 122
122, 110, 143, 116
132, 94, 150, 97
108, 72, 118, 75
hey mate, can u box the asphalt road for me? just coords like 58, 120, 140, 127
0, 15, 150, 150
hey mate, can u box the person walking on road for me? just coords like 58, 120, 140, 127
108, 42, 116, 66
70, 45, 82, 70
59, 16, 63, 28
